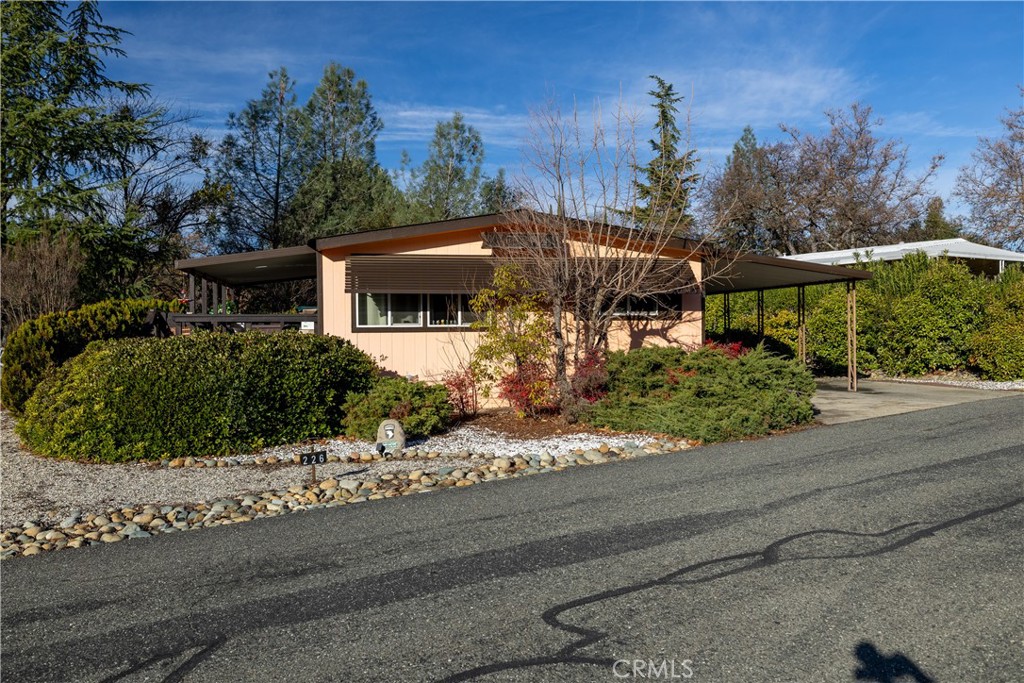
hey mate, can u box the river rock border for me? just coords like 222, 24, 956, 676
1, 439, 687, 560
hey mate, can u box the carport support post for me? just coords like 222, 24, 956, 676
847, 281, 858, 392
797, 285, 807, 364
188, 274, 196, 314
756, 290, 765, 338
723, 293, 731, 334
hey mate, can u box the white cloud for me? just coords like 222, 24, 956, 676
692, 65, 864, 132
883, 111, 992, 139
376, 103, 530, 151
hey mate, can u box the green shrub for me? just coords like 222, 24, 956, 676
342, 376, 452, 440
16, 332, 377, 461
969, 277, 1024, 380
586, 345, 815, 443
603, 345, 690, 396
1, 298, 178, 414
806, 286, 880, 375
875, 260, 984, 375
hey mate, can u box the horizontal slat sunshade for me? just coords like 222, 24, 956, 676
345, 255, 497, 293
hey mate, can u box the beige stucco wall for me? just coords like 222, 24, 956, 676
321, 233, 490, 380
319, 229, 705, 379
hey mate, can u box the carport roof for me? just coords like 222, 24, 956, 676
174, 215, 871, 292
703, 253, 871, 294
174, 246, 316, 286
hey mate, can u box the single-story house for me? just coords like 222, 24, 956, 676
783, 238, 1024, 276
174, 212, 872, 388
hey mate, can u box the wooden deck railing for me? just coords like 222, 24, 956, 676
166, 313, 318, 335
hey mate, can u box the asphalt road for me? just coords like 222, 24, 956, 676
2, 395, 1023, 683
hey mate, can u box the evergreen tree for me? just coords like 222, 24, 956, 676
1, 1, 221, 304
212, 69, 308, 251
283, 157, 400, 239
304, 62, 382, 166
1, 0, 152, 240
633, 76, 700, 234
479, 168, 518, 213
902, 197, 961, 242
411, 112, 485, 220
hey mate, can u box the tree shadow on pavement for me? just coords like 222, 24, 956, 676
853, 641, 934, 683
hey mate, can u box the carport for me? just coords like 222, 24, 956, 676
703, 252, 872, 391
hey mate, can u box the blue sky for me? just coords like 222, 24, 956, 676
103, 1, 1023, 214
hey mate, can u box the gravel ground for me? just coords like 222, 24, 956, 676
869, 374, 1024, 392
0, 411, 656, 528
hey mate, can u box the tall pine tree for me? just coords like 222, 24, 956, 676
212, 68, 307, 251
633, 76, 700, 235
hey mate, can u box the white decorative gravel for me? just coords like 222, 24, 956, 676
0, 411, 655, 528
875, 376, 1024, 392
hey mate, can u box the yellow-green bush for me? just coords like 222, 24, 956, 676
969, 276, 1024, 380
16, 332, 377, 461
1, 298, 178, 414
875, 261, 984, 375
806, 286, 880, 375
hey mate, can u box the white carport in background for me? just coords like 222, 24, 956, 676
783, 238, 1024, 276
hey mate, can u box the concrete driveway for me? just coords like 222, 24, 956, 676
812, 377, 1016, 425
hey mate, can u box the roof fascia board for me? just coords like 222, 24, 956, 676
313, 213, 508, 251
729, 253, 873, 280
174, 245, 315, 271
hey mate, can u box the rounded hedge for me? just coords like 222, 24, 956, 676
16, 332, 377, 461
587, 345, 816, 443
342, 376, 452, 440
1, 298, 178, 414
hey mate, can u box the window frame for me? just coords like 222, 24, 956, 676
353, 292, 478, 331
610, 293, 681, 320
427, 293, 475, 328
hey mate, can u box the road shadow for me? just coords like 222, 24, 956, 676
854, 641, 934, 683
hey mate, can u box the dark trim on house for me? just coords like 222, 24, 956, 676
315, 252, 324, 335
175, 246, 317, 287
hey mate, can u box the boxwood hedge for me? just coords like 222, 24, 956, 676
16, 332, 377, 461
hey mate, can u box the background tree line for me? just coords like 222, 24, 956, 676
2, 1, 1020, 338
1, 1, 507, 332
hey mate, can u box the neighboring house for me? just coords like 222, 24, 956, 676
175, 212, 870, 382
783, 238, 1024, 276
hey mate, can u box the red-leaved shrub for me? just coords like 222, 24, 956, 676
497, 362, 553, 417
442, 367, 480, 418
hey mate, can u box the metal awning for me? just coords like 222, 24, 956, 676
174, 246, 316, 286
345, 255, 496, 293
702, 254, 871, 294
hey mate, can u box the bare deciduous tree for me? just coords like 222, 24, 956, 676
703, 104, 942, 255
953, 94, 1024, 250
493, 94, 729, 417
1, 232, 84, 338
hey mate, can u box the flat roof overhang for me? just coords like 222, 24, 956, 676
702, 254, 872, 294
174, 246, 317, 287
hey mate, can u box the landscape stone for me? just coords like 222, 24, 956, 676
375, 419, 406, 454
